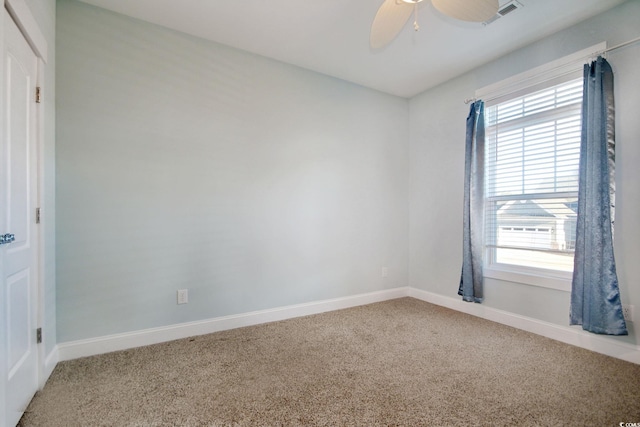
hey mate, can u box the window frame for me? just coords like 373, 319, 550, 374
475, 43, 606, 292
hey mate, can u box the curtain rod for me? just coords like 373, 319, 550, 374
464, 36, 640, 104
600, 35, 640, 55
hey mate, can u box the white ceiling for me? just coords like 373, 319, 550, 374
77, 0, 626, 98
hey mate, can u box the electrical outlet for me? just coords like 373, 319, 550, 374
622, 304, 634, 322
381, 267, 388, 278
177, 289, 188, 305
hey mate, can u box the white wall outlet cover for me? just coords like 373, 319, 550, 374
622, 304, 634, 322
177, 289, 189, 305
381, 267, 388, 278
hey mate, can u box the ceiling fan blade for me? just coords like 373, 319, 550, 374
370, 0, 414, 49
431, 0, 499, 23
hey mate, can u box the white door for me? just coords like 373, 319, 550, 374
2, 7, 39, 427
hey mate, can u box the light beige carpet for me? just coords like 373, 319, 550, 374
19, 298, 640, 426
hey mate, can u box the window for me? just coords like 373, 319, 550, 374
484, 79, 582, 275
475, 43, 605, 290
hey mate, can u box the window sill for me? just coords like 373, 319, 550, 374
484, 264, 571, 292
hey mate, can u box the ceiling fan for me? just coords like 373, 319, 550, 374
370, 0, 499, 49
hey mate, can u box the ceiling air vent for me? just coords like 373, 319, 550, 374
483, 1, 524, 26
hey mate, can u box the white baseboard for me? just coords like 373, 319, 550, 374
55, 286, 639, 365
57, 287, 411, 361
408, 288, 640, 365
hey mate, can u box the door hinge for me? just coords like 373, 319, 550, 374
36, 207, 41, 224
36, 86, 42, 103
37, 328, 42, 344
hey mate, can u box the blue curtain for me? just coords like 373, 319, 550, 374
459, 101, 485, 303
570, 57, 627, 335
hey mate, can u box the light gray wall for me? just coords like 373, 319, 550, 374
23, 0, 56, 358
56, 0, 409, 342
409, 1, 640, 345
57, 0, 639, 350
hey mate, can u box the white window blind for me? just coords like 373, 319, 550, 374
485, 78, 583, 272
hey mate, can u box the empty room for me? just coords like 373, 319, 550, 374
1, 0, 640, 425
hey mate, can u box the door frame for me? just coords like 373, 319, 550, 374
1, 0, 48, 423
